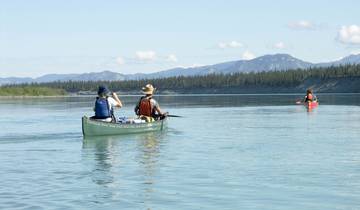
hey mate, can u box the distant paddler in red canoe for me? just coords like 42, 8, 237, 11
296, 89, 319, 108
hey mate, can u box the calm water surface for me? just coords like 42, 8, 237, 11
0, 94, 360, 210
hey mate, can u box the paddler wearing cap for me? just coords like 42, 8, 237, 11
92, 85, 123, 122
134, 84, 167, 122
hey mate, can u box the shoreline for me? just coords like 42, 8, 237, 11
1, 92, 360, 98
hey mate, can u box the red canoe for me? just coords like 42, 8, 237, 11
305, 101, 318, 108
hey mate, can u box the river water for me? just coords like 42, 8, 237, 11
0, 94, 359, 210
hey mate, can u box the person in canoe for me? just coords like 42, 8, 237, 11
296, 89, 318, 104
92, 85, 123, 122
304, 89, 318, 103
134, 84, 167, 122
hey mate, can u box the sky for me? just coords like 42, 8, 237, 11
0, 0, 360, 77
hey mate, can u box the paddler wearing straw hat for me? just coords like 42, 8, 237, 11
134, 84, 166, 122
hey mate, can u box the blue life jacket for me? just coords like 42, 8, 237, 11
94, 97, 112, 119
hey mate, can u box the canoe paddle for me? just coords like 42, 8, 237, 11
166, 114, 182, 118
163, 112, 182, 118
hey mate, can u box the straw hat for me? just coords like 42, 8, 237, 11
142, 84, 156, 95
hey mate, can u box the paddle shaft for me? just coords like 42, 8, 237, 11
166, 114, 182, 118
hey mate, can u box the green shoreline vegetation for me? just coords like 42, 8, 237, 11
1, 64, 360, 96
0, 86, 66, 96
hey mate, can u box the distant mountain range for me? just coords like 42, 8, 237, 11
1, 53, 360, 85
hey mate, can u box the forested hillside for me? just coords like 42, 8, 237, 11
1, 64, 360, 95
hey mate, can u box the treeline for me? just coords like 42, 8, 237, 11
0, 86, 66, 96
2, 64, 360, 94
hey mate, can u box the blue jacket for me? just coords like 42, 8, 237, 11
94, 97, 113, 119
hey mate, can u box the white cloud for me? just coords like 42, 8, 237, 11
189, 63, 204, 68
242, 51, 256, 60
288, 20, 315, 30
174, 63, 204, 69
166, 54, 178, 62
135, 50, 156, 61
273, 41, 286, 49
350, 49, 360, 55
218, 42, 227, 49
218, 41, 243, 49
228, 41, 243, 48
116, 56, 125, 65
337, 25, 360, 45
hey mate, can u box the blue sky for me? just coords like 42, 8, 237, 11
1, 0, 360, 77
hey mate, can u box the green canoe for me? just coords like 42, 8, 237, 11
82, 116, 167, 136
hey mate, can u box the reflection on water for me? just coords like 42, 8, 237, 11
1, 94, 360, 209
2, 94, 359, 110
136, 133, 164, 206
82, 136, 120, 186
136, 133, 161, 182
82, 132, 166, 207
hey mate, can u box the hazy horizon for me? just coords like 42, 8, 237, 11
1, 0, 360, 77
2, 52, 360, 79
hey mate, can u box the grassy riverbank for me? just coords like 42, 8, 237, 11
0, 86, 66, 96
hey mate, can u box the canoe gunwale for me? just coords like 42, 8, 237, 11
82, 116, 167, 136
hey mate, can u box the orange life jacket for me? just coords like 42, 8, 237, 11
305, 93, 314, 102
139, 98, 153, 117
